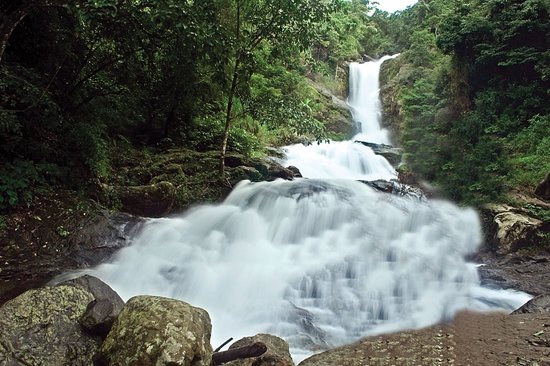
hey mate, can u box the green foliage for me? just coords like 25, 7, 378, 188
56, 225, 70, 238
0, 160, 63, 211
508, 115, 550, 189
380, 0, 550, 205
68, 123, 109, 179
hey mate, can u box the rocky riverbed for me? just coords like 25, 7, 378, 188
0, 148, 549, 365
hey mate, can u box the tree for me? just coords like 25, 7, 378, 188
218, 0, 340, 183
0, 0, 79, 63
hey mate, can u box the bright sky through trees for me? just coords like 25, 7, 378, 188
374, 0, 418, 13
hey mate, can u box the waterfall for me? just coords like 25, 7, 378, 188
61, 56, 530, 361
348, 55, 398, 144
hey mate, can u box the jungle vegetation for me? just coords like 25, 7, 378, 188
1, 0, 549, 212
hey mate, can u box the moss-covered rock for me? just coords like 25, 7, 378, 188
0, 285, 100, 365
62, 275, 125, 337
97, 295, 212, 366
117, 181, 176, 217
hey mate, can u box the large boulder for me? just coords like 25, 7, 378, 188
534, 173, 550, 200
61, 275, 125, 337
67, 211, 143, 268
482, 204, 544, 255
512, 294, 550, 314
0, 285, 100, 365
96, 295, 212, 366
117, 181, 177, 217
223, 334, 294, 366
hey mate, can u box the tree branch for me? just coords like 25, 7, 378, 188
211, 342, 267, 366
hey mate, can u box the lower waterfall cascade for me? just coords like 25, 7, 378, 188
62, 55, 531, 361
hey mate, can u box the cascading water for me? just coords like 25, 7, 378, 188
59, 56, 530, 361
348, 55, 397, 144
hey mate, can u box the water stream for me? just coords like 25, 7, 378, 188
63, 56, 530, 360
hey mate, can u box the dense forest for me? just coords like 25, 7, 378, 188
1, 0, 549, 222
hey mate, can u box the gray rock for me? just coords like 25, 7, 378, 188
224, 334, 294, 366
229, 166, 264, 185
267, 164, 297, 181
354, 140, 402, 166
61, 275, 125, 337
96, 295, 212, 366
68, 211, 142, 267
512, 294, 550, 314
360, 179, 426, 201
482, 204, 544, 255
0, 285, 100, 365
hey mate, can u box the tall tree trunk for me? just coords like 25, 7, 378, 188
0, 2, 33, 63
219, 56, 240, 184
219, 0, 241, 184
0, 0, 70, 63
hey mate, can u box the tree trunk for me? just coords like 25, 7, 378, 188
0, 0, 70, 63
0, 2, 33, 63
219, 56, 241, 184
211, 341, 267, 366
219, 0, 242, 184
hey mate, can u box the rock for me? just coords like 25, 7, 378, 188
512, 294, 550, 314
61, 275, 125, 337
534, 172, 550, 200
287, 166, 302, 178
359, 179, 426, 201
229, 166, 264, 185
0, 285, 100, 365
354, 140, 402, 166
298, 311, 550, 366
379, 57, 408, 141
482, 204, 544, 255
268, 163, 298, 181
225, 153, 248, 168
475, 252, 550, 296
224, 334, 294, 366
117, 181, 177, 217
97, 295, 212, 366
68, 211, 143, 268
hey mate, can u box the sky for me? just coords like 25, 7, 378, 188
374, 0, 418, 13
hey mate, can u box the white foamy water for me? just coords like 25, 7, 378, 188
348, 55, 398, 144
58, 56, 530, 360
284, 141, 396, 181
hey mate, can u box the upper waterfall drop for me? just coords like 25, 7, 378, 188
348, 55, 398, 144
284, 55, 400, 182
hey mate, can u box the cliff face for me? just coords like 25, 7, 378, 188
379, 57, 407, 144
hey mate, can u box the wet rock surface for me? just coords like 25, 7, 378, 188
475, 252, 550, 296
359, 179, 426, 201
512, 294, 550, 314
298, 311, 550, 366
0, 192, 142, 306
354, 140, 403, 166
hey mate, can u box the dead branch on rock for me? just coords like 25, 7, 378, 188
211, 341, 267, 366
